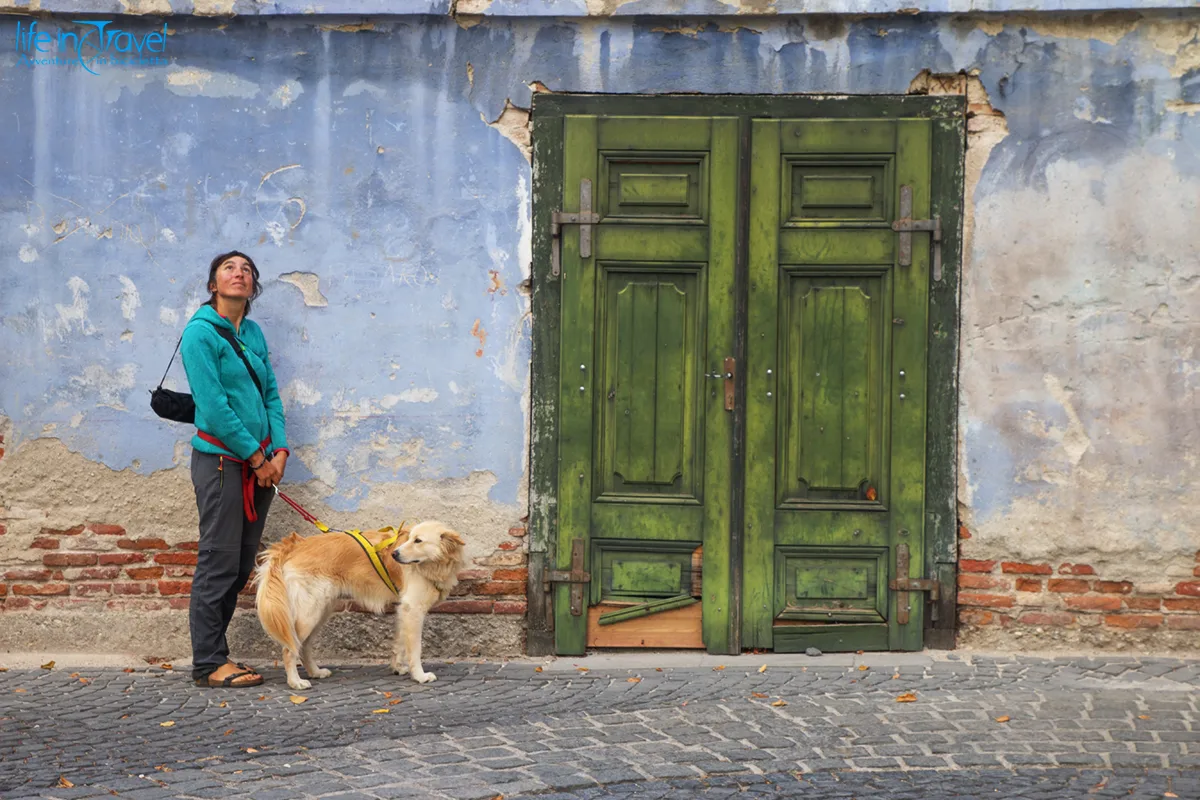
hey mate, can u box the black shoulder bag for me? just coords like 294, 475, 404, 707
150, 320, 265, 424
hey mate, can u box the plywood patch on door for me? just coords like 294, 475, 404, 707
587, 603, 705, 649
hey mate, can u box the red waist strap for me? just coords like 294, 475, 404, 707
198, 432, 272, 522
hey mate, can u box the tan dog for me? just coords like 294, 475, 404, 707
253, 521, 466, 689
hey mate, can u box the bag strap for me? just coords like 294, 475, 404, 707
205, 319, 266, 402
156, 336, 183, 391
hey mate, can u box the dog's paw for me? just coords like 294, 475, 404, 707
390, 661, 410, 675
288, 678, 312, 690
411, 670, 437, 684
309, 667, 332, 680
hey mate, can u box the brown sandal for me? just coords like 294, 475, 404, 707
196, 668, 263, 688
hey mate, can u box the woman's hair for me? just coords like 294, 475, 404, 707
205, 250, 263, 314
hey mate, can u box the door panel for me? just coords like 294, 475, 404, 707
743, 118, 932, 653
555, 115, 738, 655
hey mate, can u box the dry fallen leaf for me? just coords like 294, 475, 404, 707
627, 677, 642, 683
1138, 715, 1151, 720
256, 695, 268, 702
892, 673, 900, 679
41, 661, 55, 670
56, 776, 75, 789
713, 665, 726, 671
858, 665, 869, 671
123, 668, 135, 673
161, 664, 173, 670
1164, 792, 1178, 798
771, 700, 788, 707
389, 698, 402, 705
223, 729, 233, 736
751, 692, 769, 699
78, 678, 90, 685
372, 708, 390, 714
120, 714, 129, 719
758, 665, 768, 674
69, 673, 80, 679
13, 689, 26, 694
655, 667, 663, 672
289, 696, 308, 705
534, 666, 543, 673
0, 668, 7, 672
218, 702, 228, 708
382, 691, 393, 698
895, 693, 918, 703
159, 721, 175, 728
576, 667, 589, 673
243, 747, 259, 753
994, 716, 1011, 723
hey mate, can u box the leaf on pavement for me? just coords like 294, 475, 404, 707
576, 667, 589, 673
751, 692, 769, 699
758, 665, 768, 673
159, 721, 175, 728
243, 747, 259, 753
655, 668, 663, 672
858, 665, 869, 671
713, 665, 726, 671
382, 691, 393, 698
389, 698, 402, 705
627, 677, 641, 683
124, 668, 135, 673
534, 666, 543, 673
771, 700, 788, 707
1138, 715, 1151, 720
372, 708, 390, 714
994, 716, 1010, 723
289, 696, 308, 704
218, 702, 228, 708
224, 729, 234, 736
13, 689, 26, 693
161, 664, 173, 670
56, 776, 74, 788
895, 693, 917, 703
256, 695, 268, 701
1164, 792, 1178, 798
41, 661, 55, 670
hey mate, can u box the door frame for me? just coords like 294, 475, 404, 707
526, 94, 966, 657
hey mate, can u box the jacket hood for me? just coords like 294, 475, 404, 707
188, 303, 237, 332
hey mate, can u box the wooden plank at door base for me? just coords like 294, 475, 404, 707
587, 603, 705, 649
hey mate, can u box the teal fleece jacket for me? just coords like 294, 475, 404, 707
180, 304, 289, 461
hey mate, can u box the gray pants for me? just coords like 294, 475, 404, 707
189, 449, 274, 680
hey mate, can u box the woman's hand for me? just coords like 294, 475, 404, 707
271, 450, 288, 482
253, 456, 283, 488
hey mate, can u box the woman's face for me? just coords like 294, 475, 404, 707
210, 255, 255, 301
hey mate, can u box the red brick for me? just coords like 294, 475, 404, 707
0, 523, 6, 535
494, 600, 527, 614
86, 523, 126, 536
456, 569, 490, 582
1015, 578, 1043, 593
118, 537, 169, 551
79, 567, 121, 580
1058, 563, 1096, 575
2, 597, 33, 610
958, 592, 1015, 609
168, 597, 192, 610
960, 559, 996, 573
1175, 581, 1200, 597
1096, 581, 1134, 594
165, 566, 195, 578
126, 567, 164, 580
958, 609, 995, 626
157, 580, 192, 596
30, 538, 59, 550
42, 553, 98, 568
0, 584, 6, 598
5, 568, 50, 581
40, 525, 84, 537
154, 552, 197, 566
474, 553, 526, 567
957, 524, 971, 540
493, 568, 529, 583
1066, 595, 1123, 612
507, 525, 527, 538
13, 583, 69, 596
475, 581, 524, 596
1164, 598, 1200, 612
497, 541, 521, 551
1048, 579, 1090, 594
958, 574, 1008, 590
1104, 614, 1164, 629
1167, 617, 1200, 631
431, 600, 493, 614
1017, 612, 1074, 627
112, 583, 150, 595
177, 541, 199, 551
99, 553, 146, 566
1001, 562, 1053, 576
73, 583, 112, 597
1125, 597, 1162, 611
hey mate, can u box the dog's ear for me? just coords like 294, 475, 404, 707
442, 530, 466, 548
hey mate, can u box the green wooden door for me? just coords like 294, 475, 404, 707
554, 115, 739, 655
742, 119, 934, 652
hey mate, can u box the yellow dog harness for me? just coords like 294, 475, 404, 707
274, 487, 405, 595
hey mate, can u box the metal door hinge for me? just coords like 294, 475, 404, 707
892, 185, 943, 282
890, 542, 941, 625
550, 179, 600, 278
544, 538, 591, 616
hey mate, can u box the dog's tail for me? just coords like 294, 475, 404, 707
254, 532, 303, 656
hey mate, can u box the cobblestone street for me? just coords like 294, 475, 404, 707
2, 652, 1197, 799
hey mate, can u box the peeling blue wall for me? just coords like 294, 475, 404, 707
1, 10, 1198, 529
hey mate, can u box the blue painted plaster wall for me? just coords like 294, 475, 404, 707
1, 10, 1197, 544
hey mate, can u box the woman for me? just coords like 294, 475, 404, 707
181, 251, 289, 688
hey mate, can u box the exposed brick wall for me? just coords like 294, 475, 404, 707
1, 520, 530, 620
958, 550, 1200, 633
